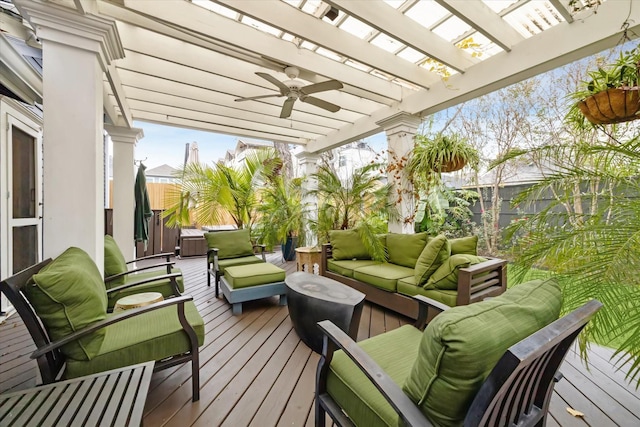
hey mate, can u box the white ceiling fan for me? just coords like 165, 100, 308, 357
235, 67, 343, 119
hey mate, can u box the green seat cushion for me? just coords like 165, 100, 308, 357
26, 247, 107, 361
329, 229, 370, 260
216, 255, 265, 273
104, 235, 127, 285
205, 229, 254, 259
327, 259, 381, 278
387, 232, 428, 268
65, 301, 204, 378
403, 278, 562, 427
425, 254, 487, 290
397, 279, 458, 307
449, 236, 478, 256
352, 263, 414, 292
225, 263, 286, 289
414, 235, 451, 286
327, 325, 423, 427
106, 269, 185, 308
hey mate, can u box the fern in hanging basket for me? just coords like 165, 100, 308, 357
408, 133, 479, 179
570, 46, 640, 126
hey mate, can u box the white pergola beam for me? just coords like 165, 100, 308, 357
105, 63, 132, 126
116, 0, 404, 101
211, 0, 440, 89
435, 0, 524, 51
325, 0, 477, 72
133, 110, 307, 145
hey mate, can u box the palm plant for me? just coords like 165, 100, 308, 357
162, 149, 277, 231
256, 174, 305, 248
504, 134, 640, 385
309, 161, 396, 261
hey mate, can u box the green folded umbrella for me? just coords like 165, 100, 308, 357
134, 163, 153, 248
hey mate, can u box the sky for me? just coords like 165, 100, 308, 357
129, 120, 390, 170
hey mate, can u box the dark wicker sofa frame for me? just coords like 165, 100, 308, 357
320, 243, 507, 319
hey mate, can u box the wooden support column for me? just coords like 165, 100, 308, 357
376, 113, 421, 234
105, 125, 143, 262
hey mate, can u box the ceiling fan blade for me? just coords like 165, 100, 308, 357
280, 98, 295, 118
301, 96, 341, 113
256, 72, 290, 93
300, 80, 343, 95
234, 94, 282, 102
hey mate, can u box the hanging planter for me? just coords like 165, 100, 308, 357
571, 46, 640, 126
436, 155, 467, 173
577, 87, 640, 125
408, 133, 478, 177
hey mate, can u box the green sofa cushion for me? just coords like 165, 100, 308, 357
327, 259, 381, 278
352, 263, 414, 292
402, 278, 562, 427
205, 229, 254, 259
65, 300, 204, 378
225, 263, 286, 289
26, 247, 107, 361
327, 325, 422, 427
106, 269, 185, 308
414, 235, 450, 286
387, 232, 428, 268
104, 235, 127, 285
449, 236, 478, 255
397, 279, 459, 307
425, 254, 487, 290
216, 255, 265, 273
329, 230, 370, 260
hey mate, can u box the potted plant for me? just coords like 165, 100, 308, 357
257, 174, 305, 261
571, 46, 640, 126
407, 132, 479, 175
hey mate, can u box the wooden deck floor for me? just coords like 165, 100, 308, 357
1, 253, 639, 426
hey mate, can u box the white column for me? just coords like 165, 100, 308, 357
376, 113, 421, 234
105, 125, 143, 262
296, 152, 320, 247
15, 1, 124, 271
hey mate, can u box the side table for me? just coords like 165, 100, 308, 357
285, 272, 365, 353
295, 246, 322, 275
114, 292, 164, 312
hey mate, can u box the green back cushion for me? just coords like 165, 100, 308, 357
425, 254, 487, 290
205, 229, 254, 259
414, 235, 451, 285
104, 235, 127, 284
26, 247, 107, 361
402, 278, 562, 427
329, 230, 370, 260
387, 232, 428, 268
449, 236, 478, 255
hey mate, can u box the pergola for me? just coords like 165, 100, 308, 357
1, 0, 639, 269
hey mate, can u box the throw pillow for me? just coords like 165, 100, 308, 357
402, 278, 562, 427
414, 235, 451, 286
26, 247, 107, 361
104, 235, 127, 285
329, 229, 370, 260
204, 229, 254, 259
424, 254, 487, 290
387, 232, 429, 268
449, 236, 478, 255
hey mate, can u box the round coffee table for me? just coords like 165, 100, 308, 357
285, 272, 365, 353
113, 292, 164, 313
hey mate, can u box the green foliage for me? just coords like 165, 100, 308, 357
256, 173, 305, 247
309, 161, 395, 261
415, 186, 478, 238
408, 133, 479, 186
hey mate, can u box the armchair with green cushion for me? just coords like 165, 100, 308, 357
205, 229, 266, 297
0, 247, 204, 402
103, 235, 184, 309
315, 278, 603, 427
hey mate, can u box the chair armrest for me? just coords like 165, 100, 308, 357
411, 295, 450, 328
105, 262, 175, 283
457, 258, 507, 305
317, 320, 432, 427
31, 295, 195, 359
106, 272, 182, 296
254, 244, 266, 261
126, 252, 172, 264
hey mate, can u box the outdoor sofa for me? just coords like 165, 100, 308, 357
321, 230, 507, 319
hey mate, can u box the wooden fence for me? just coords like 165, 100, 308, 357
105, 209, 180, 258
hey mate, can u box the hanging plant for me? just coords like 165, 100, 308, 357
570, 46, 640, 126
408, 133, 479, 177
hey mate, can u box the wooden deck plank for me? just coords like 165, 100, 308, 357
1, 254, 639, 427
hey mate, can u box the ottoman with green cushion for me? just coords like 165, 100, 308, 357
221, 263, 287, 315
